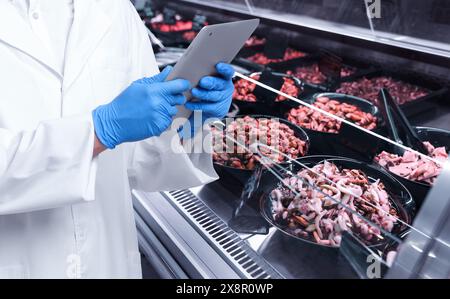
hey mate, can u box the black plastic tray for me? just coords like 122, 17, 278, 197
268, 54, 376, 91
147, 27, 193, 48
213, 115, 310, 192
333, 69, 449, 118
371, 126, 450, 208
232, 57, 266, 73
234, 44, 312, 71
144, 15, 207, 48
239, 36, 267, 57
231, 71, 321, 117
279, 92, 386, 161
259, 155, 415, 249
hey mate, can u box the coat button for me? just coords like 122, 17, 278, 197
32, 12, 39, 19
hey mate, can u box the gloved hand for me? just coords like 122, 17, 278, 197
182, 63, 235, 138
92, 66, 190, 149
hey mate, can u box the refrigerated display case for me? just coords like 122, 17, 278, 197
132, 0, 450, 279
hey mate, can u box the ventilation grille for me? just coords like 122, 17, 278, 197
164, 189, 281, 279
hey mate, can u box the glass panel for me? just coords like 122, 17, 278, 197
177, 0, 256, 13
367, 0, 450, 51
244, 0, 372, 34
134, 0, 450, 278
243, 0, 450, 52
211, 70, 448, 277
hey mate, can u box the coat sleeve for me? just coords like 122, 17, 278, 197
0, 114, 98, 215
125, 3, 218, 192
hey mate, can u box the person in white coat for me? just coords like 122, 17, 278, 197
0, 0, 235, 278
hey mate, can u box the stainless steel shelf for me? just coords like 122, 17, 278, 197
133, 188, 281, 279
133, 181, 358, 279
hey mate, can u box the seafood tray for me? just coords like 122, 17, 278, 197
233, 73, 301, 103
238, 34, 267, 57
334, 70, 448, 118
145, 14, 208, 48
286, 95, 378, 133
269, 54, 375, 91
231, 69, 329, 117
223, 155, 415, 277
234, 44, 311, 72
211, 115, 310, 190
372, 126, 450, 207
212, 115, 309, 171
231, 71, 310, 117
146, 25, 193, 47
279, 92, 385, 161
244, 35, 266, 48
263, 157, 414, 248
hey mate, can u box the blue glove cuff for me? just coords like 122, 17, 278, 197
92, 107, 117, 150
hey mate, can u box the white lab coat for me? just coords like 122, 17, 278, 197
0, 0, 217, 278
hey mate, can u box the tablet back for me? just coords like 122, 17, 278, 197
166, 19, 260, 92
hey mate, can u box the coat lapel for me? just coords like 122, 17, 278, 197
0, 1, 60, 77
63, 0, 112, 90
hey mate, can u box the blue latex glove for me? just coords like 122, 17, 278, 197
181, 63, 235, 138
92, 66, 190, 149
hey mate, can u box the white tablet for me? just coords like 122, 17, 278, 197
166, 19, 260, 99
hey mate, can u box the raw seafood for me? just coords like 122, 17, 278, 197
245, 36, 266, 47
246, 48, 307, 65
151, 20, 193, 32
182, 31, 197, 41
233, 74, 300, 102
375, 142, 448, 185
287, 96, 377, 133
337, 76, 428, 105
287, 64, 356, 84
270, 161, 398, 246
212, 116, 307, 170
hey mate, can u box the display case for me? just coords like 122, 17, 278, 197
132, 0, 450, 279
